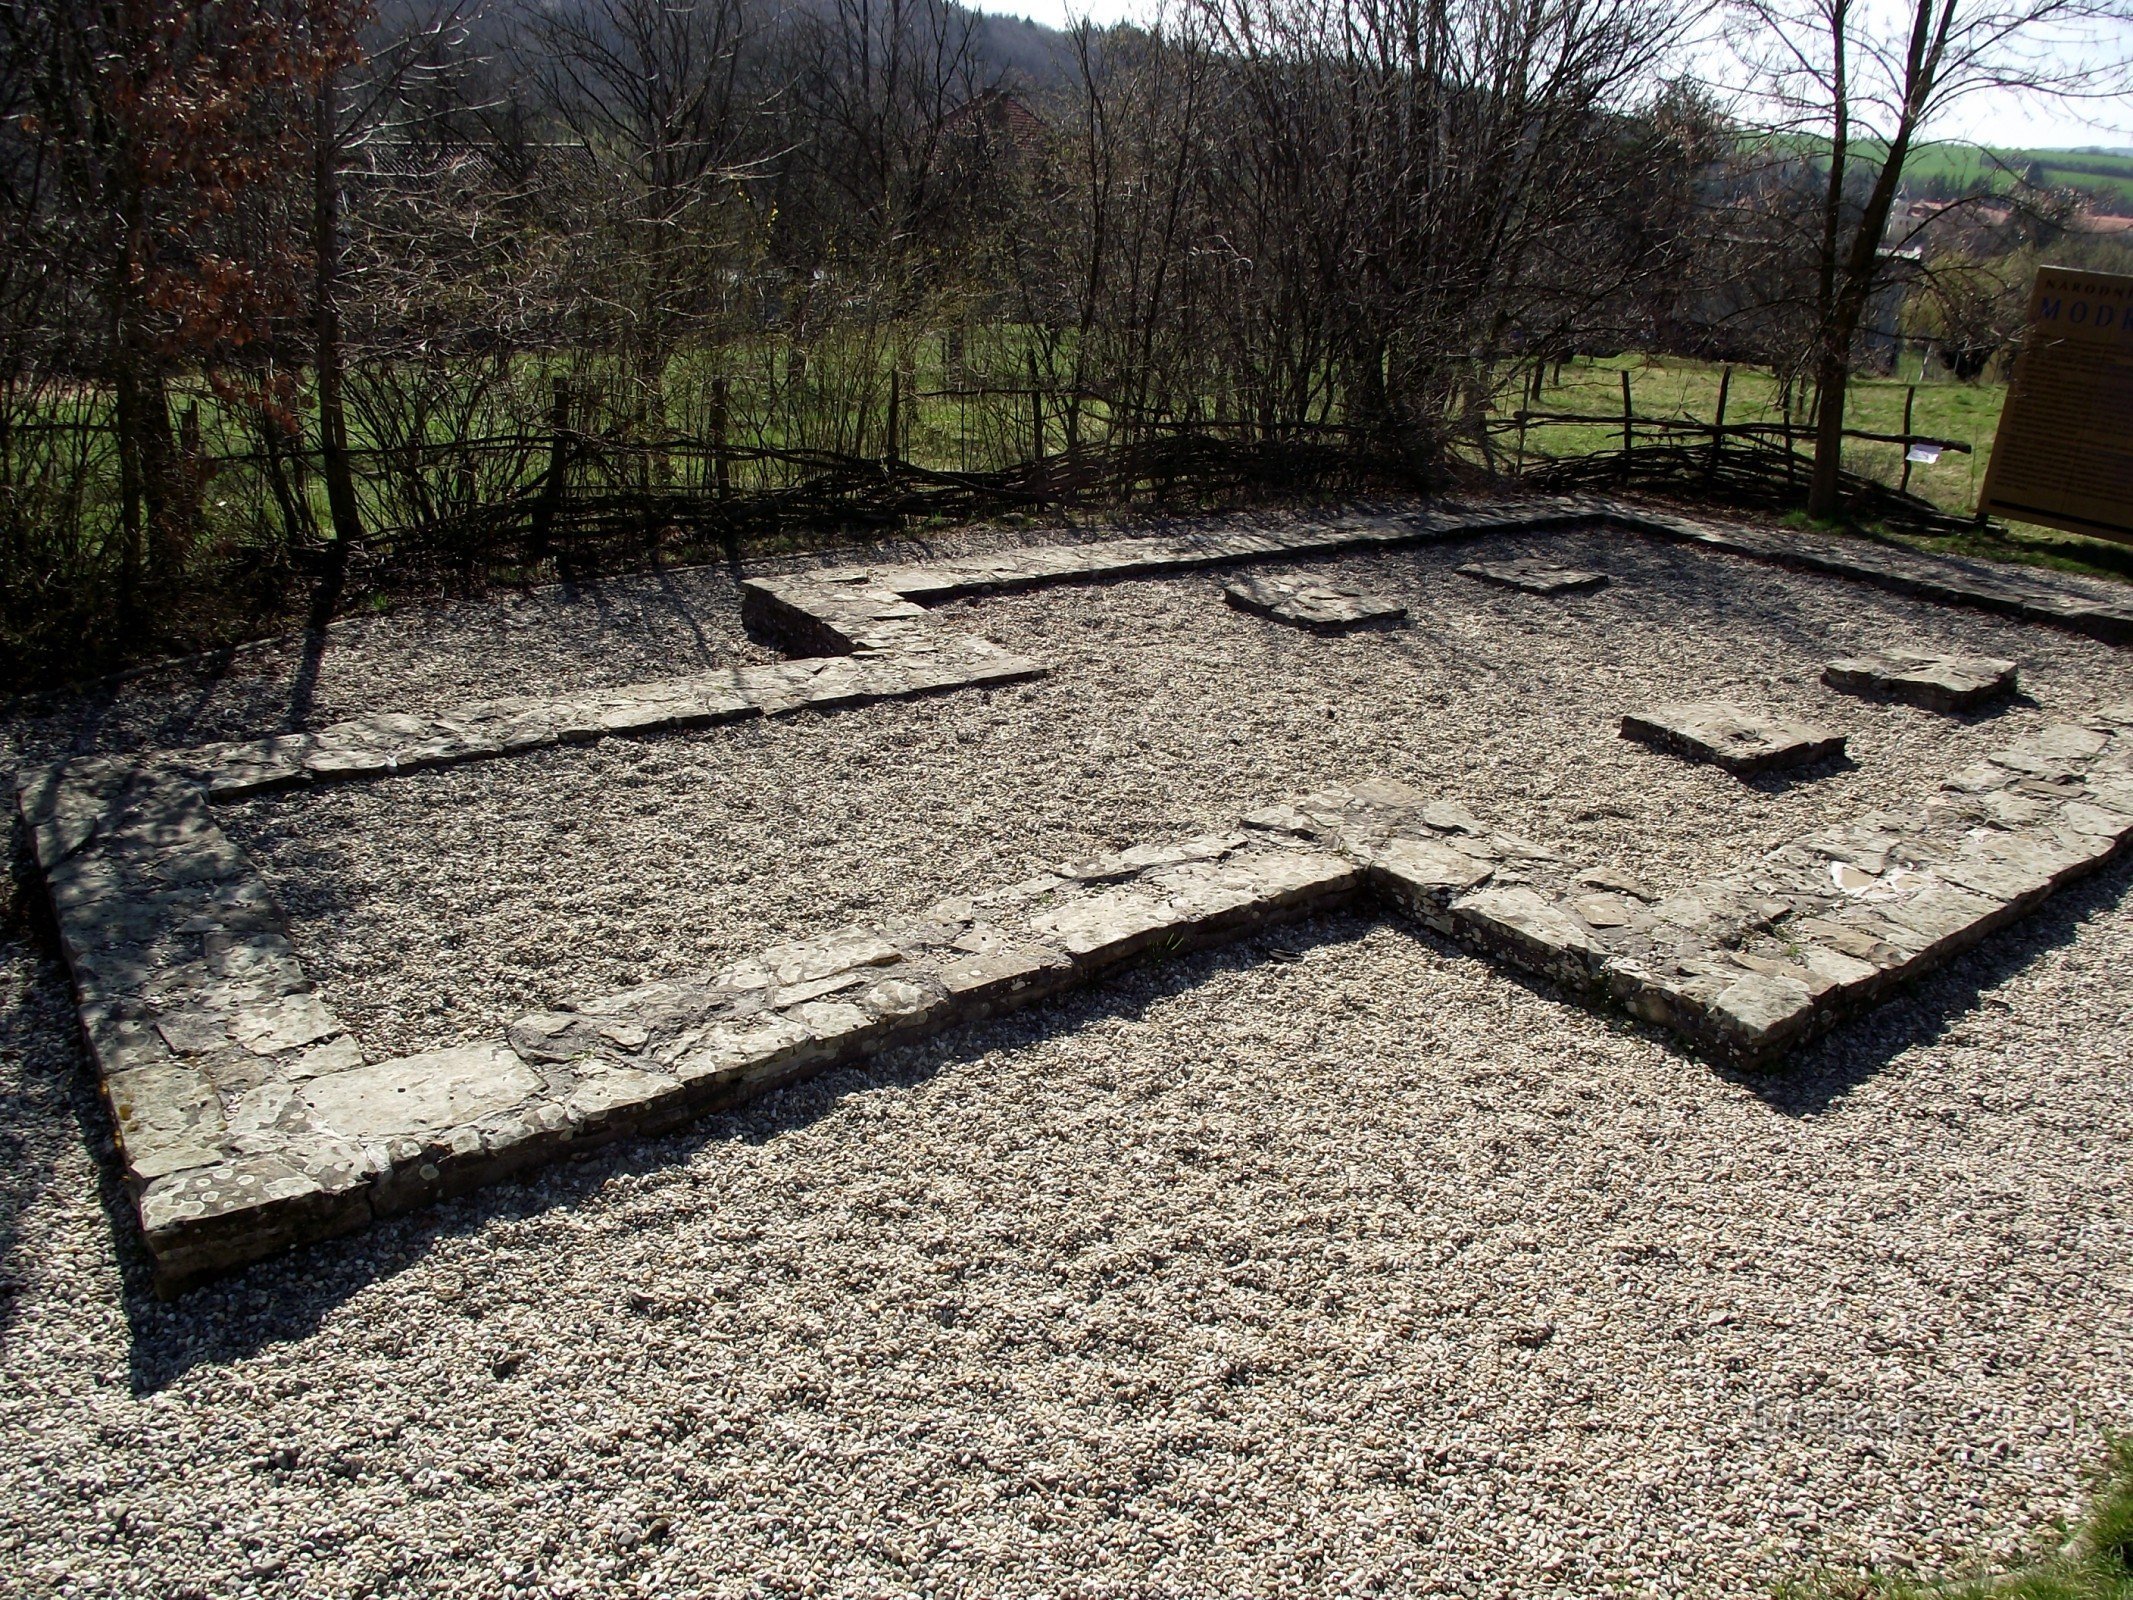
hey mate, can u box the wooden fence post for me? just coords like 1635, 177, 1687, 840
885, 367, 901, 467
1898, 383, 1917, 495
529, 377, 571, 563
1780, 378, 1795, 486
1028, 348, 1046, 488
710, 376, 730, 500
1706, 365, 1730, 481
1619, 369, 1633, 467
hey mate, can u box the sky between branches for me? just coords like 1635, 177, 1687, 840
985, 0, 2133, 152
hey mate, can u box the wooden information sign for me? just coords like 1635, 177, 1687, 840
1979, 266, 2133, 544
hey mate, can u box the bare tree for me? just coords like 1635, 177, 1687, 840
1722, 0, 2133, 517
1174, 0, 1687, 464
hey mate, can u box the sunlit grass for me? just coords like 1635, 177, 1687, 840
1788, 1442, 2133, 1600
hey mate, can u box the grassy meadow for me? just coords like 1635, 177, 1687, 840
1515, 352, 2133, 583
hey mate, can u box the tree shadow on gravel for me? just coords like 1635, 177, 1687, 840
648, 564, 727, 670
110, 915, 1380, 1393
1721, 849, 2133, 1118
1552, 528, 2063, 672
0, 852, 169, 1352
13, 641, 256, 762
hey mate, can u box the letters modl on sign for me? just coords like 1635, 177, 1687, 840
1978, 266, 2133, 545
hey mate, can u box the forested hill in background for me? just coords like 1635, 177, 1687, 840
443, 0, 2133, 210
435, 0, 1090, 99
960, 8, 1085, 85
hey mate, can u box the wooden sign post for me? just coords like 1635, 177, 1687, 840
1978, 266, 2133, 544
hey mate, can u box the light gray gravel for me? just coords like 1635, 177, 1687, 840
218, 526, 2133, 1058
2, 511, 2131, 1599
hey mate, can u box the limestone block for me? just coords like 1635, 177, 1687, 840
300, 717, 413, 781
1822, 650, 2017, 712
1450, 885, 1609, 990
1577, 867, 1656, 901
1945, 762, 2019, 794
1572, 892, 1635, 928
670, 1013, 820, 1092
1698, 969, 1822, 1062
1862, 879, 2014, 961
507, 1010, 653, 1065
1622, 702, 1845, 776
285, 1036, 364, 1078
935, 946, 1072, 1007
107, 1063, 229, 1181
297, 1045, 543, 1144
1221, 575, 1408, 632
139, 1153, 373, 1287
2059, 800, 2133, 845
1029, 888, 1176, 968
1360, 836, 1495, 929
1457, 559, 1609, 595
81, 1003, 177, 1078
761, 930, 903, 988
566, 1066, 683, 1130
1990, 724, 2110, 777
1933, 829, 2100, 905
786, 997, 877, 1044
16, 764, 127, 863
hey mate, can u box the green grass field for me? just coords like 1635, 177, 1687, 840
1898, 145, 2133, 212
1515, 352, 2133, 584
1518, 352, 2000, 511
1762, 138, 2133, 212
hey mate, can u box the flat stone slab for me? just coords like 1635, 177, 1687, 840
1823, 649, 2018, 712
1221, 575, 1407, 631
1457, 558, 1609, 595
1622, 701, 1846, 775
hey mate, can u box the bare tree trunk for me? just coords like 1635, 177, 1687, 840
1807, 341, 1851, 518
109, 212, 174, 606
1803, 0, 1950, 518
313, 77, 365, 556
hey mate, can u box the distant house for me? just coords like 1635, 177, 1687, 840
939, 90, 1049, 158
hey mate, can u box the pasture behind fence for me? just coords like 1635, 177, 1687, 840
0, 348, 2001, 689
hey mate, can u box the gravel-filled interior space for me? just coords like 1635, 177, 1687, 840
3, 511, 2131, 1598
217, 526, 2133, 1057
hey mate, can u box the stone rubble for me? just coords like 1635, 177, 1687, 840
1220, 574, 1408, 631
1824, 648, 2019, 712
1457, 558, 1610, 594
1622, 701, 1848, 775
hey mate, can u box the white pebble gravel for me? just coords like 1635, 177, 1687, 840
1, 510, 2130, 1599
